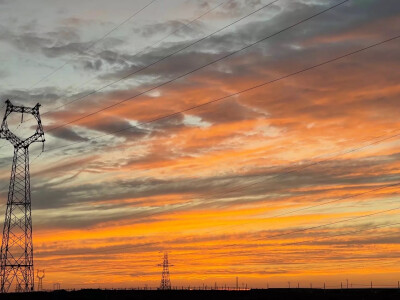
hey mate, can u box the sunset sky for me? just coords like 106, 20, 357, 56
0, 0, 399, 290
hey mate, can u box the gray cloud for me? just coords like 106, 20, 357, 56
87, 117, 149, 138
134, 19, 204, 39
0, 88, 62, 105
81, 59, 103, 71
0, 69, 9, 79
47, 127, 89, 142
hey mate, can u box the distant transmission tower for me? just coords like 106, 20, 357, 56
0, 100, 45, 293
37, 269, 45, 291
158, 252, 173, 290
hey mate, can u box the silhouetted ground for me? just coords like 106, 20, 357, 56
2, 288, 400, 299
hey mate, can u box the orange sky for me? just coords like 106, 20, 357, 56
0, 0, 399, 290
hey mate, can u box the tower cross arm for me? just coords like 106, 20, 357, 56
4, 99, 40, 115
19, 132, 45, 148
0, 128, 21, 147
0, 100, 45, 148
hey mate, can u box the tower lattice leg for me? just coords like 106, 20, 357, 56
0, 147, 34, 292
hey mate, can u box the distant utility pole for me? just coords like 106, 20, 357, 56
236, 277, 238, 290
53, 283, 60, 290
0, 100, 45, 293
158, 252, 173, 290
37, 270, 45, 291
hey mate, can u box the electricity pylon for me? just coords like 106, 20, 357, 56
0, 100, 45, 293
158, 252, 173, 290
37, 269, 45, 291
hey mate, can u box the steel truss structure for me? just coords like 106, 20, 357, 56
0, 100, 45, 292
36, 269, 44, 291
158, 252, 173, 290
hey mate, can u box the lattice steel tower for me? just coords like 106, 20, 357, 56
158, 252, 173, 290
36, 269, 44, 291
0, 100, 45, 293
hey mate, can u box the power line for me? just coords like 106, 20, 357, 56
4, 0, 397, 278
253, 204, 400, 242
42, 34, 399, 154
196, 180, 400, 238
22, 34, 398, 228
163, 180, 400, 243
37, 220, 400, 276
20, 1, 227, 127
256, 183, 400, 219
23, 0, 353, 138
284, 221, 400, 247
124, 1, 227, 67
46, 0, 349, 133
27, 0, 158, 90
11, 118, 399, 227
194, 130, 400, 205
34, 181, 400, 257
19, 127, 400, 237
16, 32, 397, 218
26, 126, 400, 230
45, 0, 283, 132
94, 129, 400, 236
5, 33, 399, 211
30, 127, 400, 258
40, 0, 351, 139
6, 4, 398, 262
